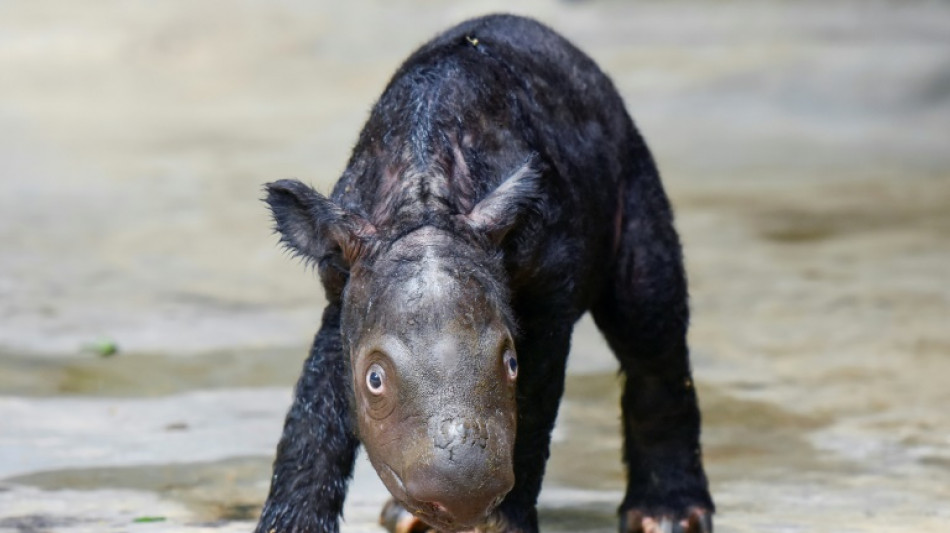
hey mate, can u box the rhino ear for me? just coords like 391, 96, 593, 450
463, 160, 542, 244
265, 179, 374, 266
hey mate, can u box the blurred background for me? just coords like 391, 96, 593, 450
1, 1, 948, 532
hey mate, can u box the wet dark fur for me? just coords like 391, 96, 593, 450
257, 14, 713, 533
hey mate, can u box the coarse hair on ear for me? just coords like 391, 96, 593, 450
461, 158, 543, 244
264, 179, 374, 267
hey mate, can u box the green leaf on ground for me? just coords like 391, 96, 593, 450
132, 516, 166, 523
81, 337, 119, 357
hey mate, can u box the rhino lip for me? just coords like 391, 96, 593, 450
381, 465, 460, 529
382, 464, 408, 496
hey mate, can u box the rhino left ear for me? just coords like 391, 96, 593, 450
462, 160, 543, 244
265, 179, 374, 266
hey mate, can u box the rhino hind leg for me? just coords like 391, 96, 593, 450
590, 166, 714, 532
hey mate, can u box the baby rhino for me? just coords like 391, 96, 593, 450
256, 14, 713, 533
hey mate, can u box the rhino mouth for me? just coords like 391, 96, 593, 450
377, 463, 502, 531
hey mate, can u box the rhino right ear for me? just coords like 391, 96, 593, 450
462, 160, 543, 245
265, 179, 374, 266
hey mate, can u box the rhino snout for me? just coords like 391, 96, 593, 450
400, 415, 515, 528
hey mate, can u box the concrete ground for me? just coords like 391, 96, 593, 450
1, 1, 949, 532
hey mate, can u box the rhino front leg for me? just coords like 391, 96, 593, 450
256, 303, 359, 533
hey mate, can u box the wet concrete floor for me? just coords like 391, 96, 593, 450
2, 1, 949, 532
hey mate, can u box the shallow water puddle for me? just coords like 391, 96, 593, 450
7, 458, 270, 522
0, 346, 307, 397
549, 373, 833, 489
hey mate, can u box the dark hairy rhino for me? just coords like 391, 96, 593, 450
256, 14, 713, 533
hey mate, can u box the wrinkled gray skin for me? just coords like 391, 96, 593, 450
343, 228, 518, 529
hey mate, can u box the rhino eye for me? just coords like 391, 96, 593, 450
366, 364, 385, 395
503, 350, 518, 380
